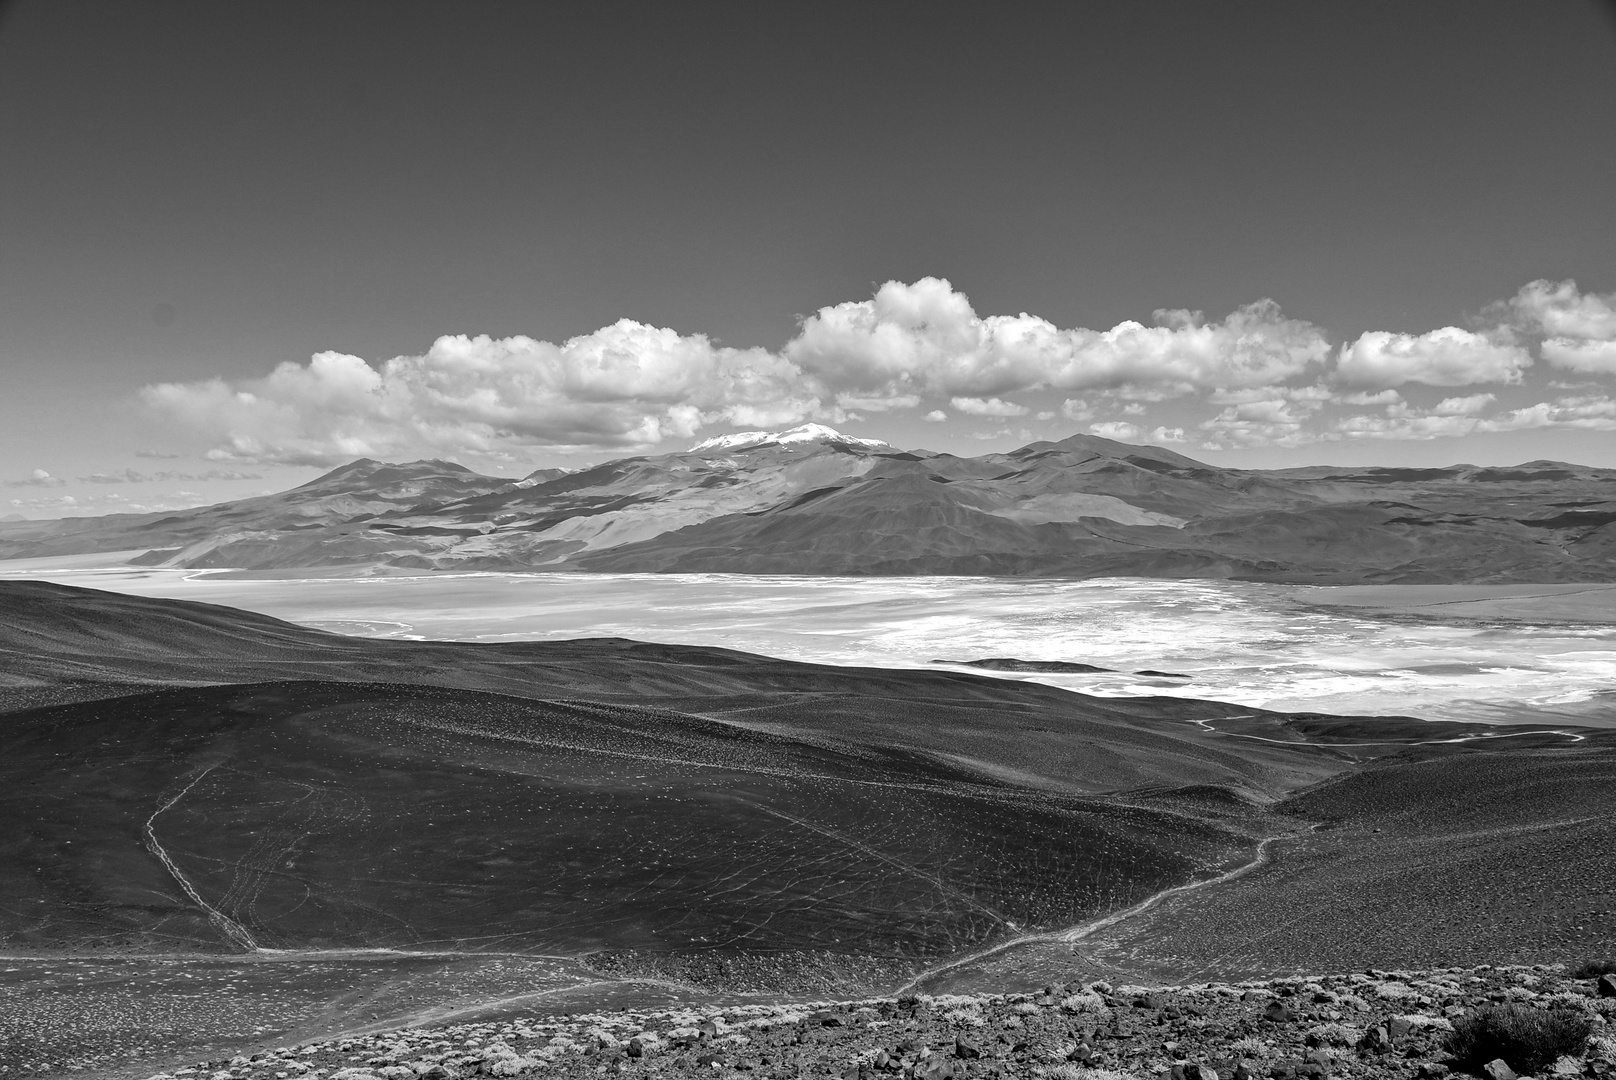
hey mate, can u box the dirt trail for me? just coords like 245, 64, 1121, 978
144, 764, 260, 951
893, 832, 1284, 995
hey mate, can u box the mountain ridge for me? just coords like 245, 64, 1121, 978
2, 426, 1614, 582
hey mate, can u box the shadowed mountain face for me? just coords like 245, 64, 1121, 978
1, 579, 1550, 986
2, 428, 1614, 581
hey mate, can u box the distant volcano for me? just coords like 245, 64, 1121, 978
1, 428, 1613, 582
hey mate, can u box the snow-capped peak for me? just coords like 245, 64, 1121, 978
689, 423, 890, 453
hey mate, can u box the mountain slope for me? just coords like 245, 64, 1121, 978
4, 579, 1417, 970
2, 427, 1614, 581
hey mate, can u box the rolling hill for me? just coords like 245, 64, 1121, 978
6, 579, 1581, 984
2, 426, 1614, 581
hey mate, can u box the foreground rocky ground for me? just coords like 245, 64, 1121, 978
128, 966, 1616, 1080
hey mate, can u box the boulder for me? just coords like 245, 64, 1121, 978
1598, 974, 1616, 999
1265, 1001, 1295, 1024
1482, 1060, 1517, 1080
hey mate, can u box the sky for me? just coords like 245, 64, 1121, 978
2, 1, 1615, 518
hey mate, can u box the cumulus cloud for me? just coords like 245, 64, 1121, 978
133, 275, 1612, 462
1335, 327, 1530, 387
1477, 394, 1616, 433
1340, 388, 1403, 406
1505, 279, 1616, 341
1199, 393, 1332, 448
1333, 412, 1479, 441
950, 396, 1029, 417
1486, 280, 1616, 375
1331, 392, 1616, 441
1429, 393, 1496, 416
784, 278, 1329, 404
1541, 338, 1616, 374
144, 323, 820, 465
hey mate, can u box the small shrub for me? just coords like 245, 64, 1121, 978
1228, 1036, 1270, 1058
1061, 990, 1111, 1015
1305, 1022, 1363, 1047
1039, 1068, 1137, 1080
1569, 959, 1616, 979
1444, 1004, 1593, 1074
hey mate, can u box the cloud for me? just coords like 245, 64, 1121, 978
1335, 327, 1530, 387
77, 468, 264, 484
144, 323, 820, 465
950, 396, 1029, 417
784, 278, 1330, 403
1090, 421, 1141, 441
1541, 337, 1616, 374
1331, 393, 1616, 441
1430, 393, 1496, 416
1476, 394, 1616, 433
922, 410, 948, 422
1340, 388, 1403, 406
3, 469, 66, 488
1199, 393, 1330, 448
133, 275, 1610, 462
835, 393, 920, 411
134, 449, 186, 459
1505, 279, 1616, 341
1333, 412, 1479, 441
1089, 422, 1187, 445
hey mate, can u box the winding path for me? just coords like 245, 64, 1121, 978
891, 833, 1285, 996
144, 764, 260, 951
1191, 713, 1587, 746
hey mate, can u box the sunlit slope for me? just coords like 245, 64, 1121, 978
3, 430, 1613, 580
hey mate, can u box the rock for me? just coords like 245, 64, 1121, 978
1388, 1017, 1414, 1041
1482, 1060, 1517, 1080
1417, 1064, 1450, 1079
1599, 974, 1616, 999
953, 1036, 981, 1060
1264, 1001, 1294, 1024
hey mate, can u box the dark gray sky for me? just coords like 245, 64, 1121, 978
3, 1, 1615, 515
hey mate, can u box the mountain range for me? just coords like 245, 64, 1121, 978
3, 424, 1614, 581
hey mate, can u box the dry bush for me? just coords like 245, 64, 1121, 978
1444, 1004, 1593, 1074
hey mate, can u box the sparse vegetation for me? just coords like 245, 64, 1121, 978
1443, 1004, 1593, 1075
1569, 959, 1616, 979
